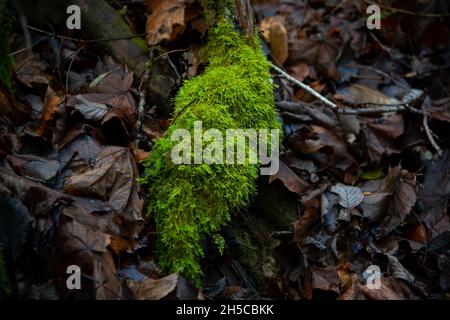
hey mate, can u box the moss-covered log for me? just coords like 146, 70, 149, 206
140, 4, 281, 284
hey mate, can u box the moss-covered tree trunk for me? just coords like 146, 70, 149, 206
140, 0, 282, 286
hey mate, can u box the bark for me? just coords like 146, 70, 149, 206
60, 0, 148, 75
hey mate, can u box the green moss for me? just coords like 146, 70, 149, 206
140, 19, 280, 285
0, 246, 11, 297
0, 0, 14, 93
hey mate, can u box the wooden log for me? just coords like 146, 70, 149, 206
60, 0, 148, 74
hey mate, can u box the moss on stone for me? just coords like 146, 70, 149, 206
140, 16, 280, 285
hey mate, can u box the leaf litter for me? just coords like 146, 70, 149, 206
1, 0, 449, 300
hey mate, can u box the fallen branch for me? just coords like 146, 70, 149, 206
277, 100, 426, 116
135, 67, 150, 146
274, 66, 442, 154
271, 64, 337, 109
423, 112, 442, 156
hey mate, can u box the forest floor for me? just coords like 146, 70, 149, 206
1, 0, 450, 300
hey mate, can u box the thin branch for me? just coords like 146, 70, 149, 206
271, 64, 338, 109
423, 113, 442, 156
135, 68, 150, 146
337, 105, 406, 114
65, 48, 81, 95
26, 24, 149, 43
10, 36, 50, 56
7, 13, 148, 44
277, 101, 442, 154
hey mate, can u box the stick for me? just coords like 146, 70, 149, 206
135, 68, 150, 146
271, 64, 338, 109
423, 113, 442, 156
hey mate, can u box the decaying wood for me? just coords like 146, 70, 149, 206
60, 0, 148, 74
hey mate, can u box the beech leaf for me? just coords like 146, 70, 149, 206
330, 183, 364, 209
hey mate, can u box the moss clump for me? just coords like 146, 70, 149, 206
0, 246, 11, 297
140, 19, 280, 285
0, 0, 14, 92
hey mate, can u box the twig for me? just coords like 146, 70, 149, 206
135, 68, 150, 146
10, 35, 50, 56
7, 12, 148, 43
423, 113, 442, 156
337, 105, 408, 114
154, 49, 187, 63
65, 48, 81, 95
271, 64, 338, 109
277, 100, 442, 154
26, 24, 149, 43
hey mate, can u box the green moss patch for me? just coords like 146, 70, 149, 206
140, 19, 280, 285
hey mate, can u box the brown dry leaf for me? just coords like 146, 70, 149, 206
421, 150, 450, 238
56, 217, 122, 300
0, 89, 30, 123
57, 125, 104, 176
269, 161, 309, 194
290, 125, 356, 171
65, 146, 143, 221
361, 166, 417, 232
311, 267, 340, 293
0, 167, 70, 217
406, 224, 427, 244
383, 168, 417, 233
338, 274, 366, 300
15, 54, 51, 87
146, 0, 187, 45
289, 32, 340, 80
361, 114, 404, 164
58, 218, 111, 254
127, 273, 178, 300
361, 277, 418, 300
360, 192, 390, 221
127, 273, 198, 300
288, 62, 310, 82
6, 154, 59, 183
67, 69, 136, 126
293, 208, 320, 247
336, 84, 401, 106
92, 252, 123, 300
131, 147, 150, 163
36, 87, 63, 137
260, 16, 289, 65
294, 81, 325, 102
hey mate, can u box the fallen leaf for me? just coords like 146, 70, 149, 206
330, 183, 364, 209
421, 150, 450, 238
126, 273, 198, 300
36, 86, 64, 138
146, 0, 187, 45
7, 154, 59, 183
260, 16, 289, 65
15, 55, 51, 87
65, 146, 143, 221
269, 161, 309, 194
387, 255, 415, 284
289, 31, 340, 79
311, 266, 340, 293
72, 95, 108, 121
361, 277, 418, 300
336, 84, 401, 106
